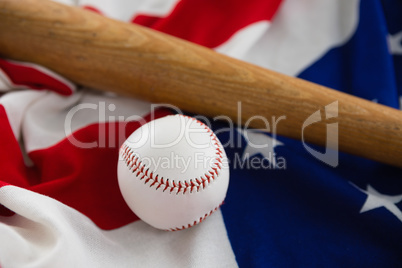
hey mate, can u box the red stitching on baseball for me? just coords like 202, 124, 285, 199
120, 114, 224, 195
165, 201, 224, 231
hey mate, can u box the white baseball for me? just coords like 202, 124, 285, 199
117, 114, 230, 231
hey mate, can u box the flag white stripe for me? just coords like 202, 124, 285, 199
219, 0, 359, 76
0, 185, 238, 268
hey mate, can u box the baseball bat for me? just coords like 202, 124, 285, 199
0, 0, 401, 168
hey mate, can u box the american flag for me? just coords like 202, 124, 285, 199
0, 0, 401, 267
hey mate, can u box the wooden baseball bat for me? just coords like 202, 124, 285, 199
0, 0, 401, 168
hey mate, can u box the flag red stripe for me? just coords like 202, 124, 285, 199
132, 15, 161, 28
132, 0, 283, 48
0, 59, 73, 95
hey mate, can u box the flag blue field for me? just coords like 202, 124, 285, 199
219, 1, 402, 266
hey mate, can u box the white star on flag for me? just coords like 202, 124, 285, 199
351, 183, 402, 222
388, 31, 402, 55
239, 128, 284, 167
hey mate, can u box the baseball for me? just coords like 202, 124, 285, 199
117, 114, 230, 231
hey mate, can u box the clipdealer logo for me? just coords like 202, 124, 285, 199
302, 101, 339, 167
64, 101, 339, 168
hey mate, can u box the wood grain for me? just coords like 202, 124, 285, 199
0, 0, 401, 167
